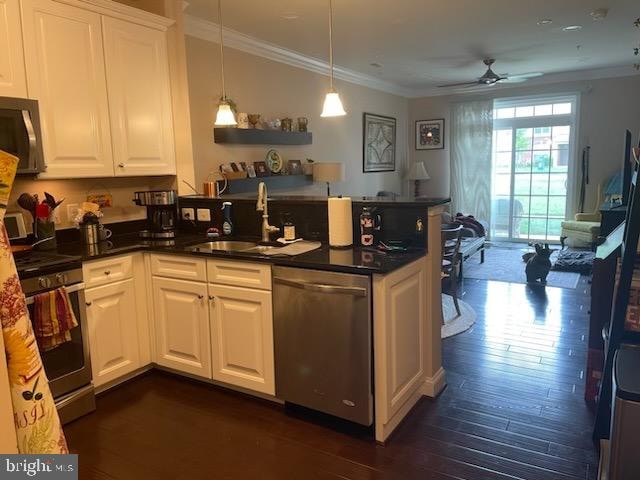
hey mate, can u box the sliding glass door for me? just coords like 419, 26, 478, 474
491, 96, 577, 242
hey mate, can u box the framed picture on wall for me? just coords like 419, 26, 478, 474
416, 119, 444, 150
363, 113, 396, 173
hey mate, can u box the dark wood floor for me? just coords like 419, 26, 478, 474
65, 277, 598, 479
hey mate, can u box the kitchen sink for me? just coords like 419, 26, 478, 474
189, 241, 259, 253
242, 245, 282, 254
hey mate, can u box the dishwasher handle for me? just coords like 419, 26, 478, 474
273, 277, 368, 297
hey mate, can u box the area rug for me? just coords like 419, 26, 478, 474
442, 294, 476, 338
463, 245, 581, 289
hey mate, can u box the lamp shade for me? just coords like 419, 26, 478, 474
214, 102, 237, 126
320, 92, 347, 117
313, 162, 344, 182
407, 162, 430, 180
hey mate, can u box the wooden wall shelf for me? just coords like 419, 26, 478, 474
213, 128, 312, 145
219, 174, 314, 194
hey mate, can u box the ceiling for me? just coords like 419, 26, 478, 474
184, 0, 640, 94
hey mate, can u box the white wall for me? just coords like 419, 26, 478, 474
185, 35, 409, 197
409, 74, 640, 214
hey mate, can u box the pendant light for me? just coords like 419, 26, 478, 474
214, 0, 237, 126
320, 0, 346, 117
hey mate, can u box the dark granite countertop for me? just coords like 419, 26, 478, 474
53, 232, 426, 275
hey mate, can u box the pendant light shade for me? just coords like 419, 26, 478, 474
321, 0, 346, 117
215, 101, 237, 126
321, 91, 347, 117
214, 0, 237, 126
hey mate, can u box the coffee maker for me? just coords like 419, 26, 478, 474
133, 190, 177, 239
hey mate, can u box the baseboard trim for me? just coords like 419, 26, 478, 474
421, 367, 447, 397
95, 365, 154, 395
375, 386, 423, 444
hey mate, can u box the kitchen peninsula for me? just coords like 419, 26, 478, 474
11, 194, 449, 444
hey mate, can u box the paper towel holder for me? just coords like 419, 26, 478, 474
313, 162, 344, 196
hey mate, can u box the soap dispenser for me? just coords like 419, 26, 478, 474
221, 201, 233, 235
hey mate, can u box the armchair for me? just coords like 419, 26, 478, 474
560, 183, 603, 249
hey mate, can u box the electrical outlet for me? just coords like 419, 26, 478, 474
196, 209, 211, 222
66, 203, 79, 223
181, 207, 195, 221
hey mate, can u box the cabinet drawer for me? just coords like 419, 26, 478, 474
207, 259, 271, 290
150, 254, 207, 282
83, 255, 133, 289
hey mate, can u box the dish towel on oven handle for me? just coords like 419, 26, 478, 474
33, 287, 79, 351
0, 149, 68, 453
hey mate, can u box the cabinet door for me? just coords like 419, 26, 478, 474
86, 279, 140, 388
373, 260, 426, 425
0, 0, 27, 97
209, 284, 275, 395
153, 277, 211, 378
21, 0, 114, 178
102, 17, 176, 176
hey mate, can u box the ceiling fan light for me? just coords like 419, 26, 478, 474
215, 101, 237, 126
321, 91, 346, 117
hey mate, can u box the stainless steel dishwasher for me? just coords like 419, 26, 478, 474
273, 266, 372, 426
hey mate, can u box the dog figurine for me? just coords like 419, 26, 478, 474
523, 244, 555, 285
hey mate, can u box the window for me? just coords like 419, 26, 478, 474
490, 95, 577, 242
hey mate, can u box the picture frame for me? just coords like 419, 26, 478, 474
416, 118, 445, 150
287, 159, 302, 176
363, 113, 396, 173
253, 161, 269, 177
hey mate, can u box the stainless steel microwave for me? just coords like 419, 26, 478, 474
0, 96, 44, 174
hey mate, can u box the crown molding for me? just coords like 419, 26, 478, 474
54, 0, 174, 29
184, 14, 414, 98
411, 65, 640, 98
185, 14, 639, 100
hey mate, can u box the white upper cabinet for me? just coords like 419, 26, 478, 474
102, 17, 176, 176
0, 0, 27, 97
21, 0, 114, 178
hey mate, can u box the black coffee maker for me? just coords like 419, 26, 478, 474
133, 190, 177, 239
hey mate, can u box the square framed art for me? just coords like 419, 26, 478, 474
363, 113, 396, 172
416, 118, 444, 150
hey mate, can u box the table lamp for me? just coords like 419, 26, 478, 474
313, 162, 344, 196
408, 162, 430, 197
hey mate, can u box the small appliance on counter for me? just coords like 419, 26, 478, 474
133, 190, 177, 240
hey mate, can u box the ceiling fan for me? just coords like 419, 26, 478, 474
437, 58, 542, 88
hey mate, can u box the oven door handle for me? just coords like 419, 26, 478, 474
24, 282, 86, 306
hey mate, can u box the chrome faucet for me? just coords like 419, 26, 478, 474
256, 182, 280, 242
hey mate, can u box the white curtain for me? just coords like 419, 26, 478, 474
450, 100, 493, 235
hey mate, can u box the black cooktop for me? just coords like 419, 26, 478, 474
15, 251, 82, 279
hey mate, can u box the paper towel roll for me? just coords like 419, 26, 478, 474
328, 197, 353, 247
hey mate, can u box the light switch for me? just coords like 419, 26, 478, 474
181, 207, 195, 220
197, 209, 211, 222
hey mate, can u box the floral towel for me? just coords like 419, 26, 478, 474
0, 150, 67, 453
33, 288, 78, 352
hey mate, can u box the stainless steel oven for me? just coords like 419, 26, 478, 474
0, 96, 44, 174
21, 266, 95, 424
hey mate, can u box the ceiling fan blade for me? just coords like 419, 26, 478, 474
500, 72, 544, 83
437, 81, 480, 88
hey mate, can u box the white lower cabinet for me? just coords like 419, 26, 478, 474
85, 279, 140, 388
208, 284, 275, 395
152, 277, 211, 379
